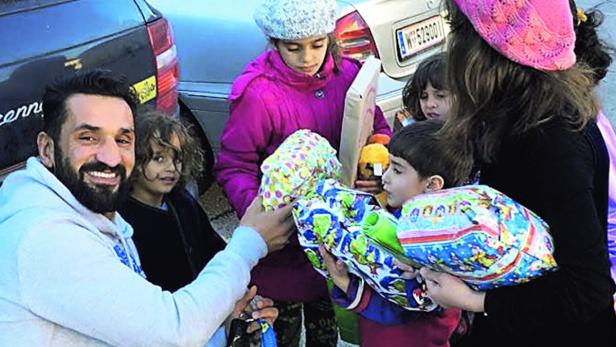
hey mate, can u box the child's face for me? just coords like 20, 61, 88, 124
275, 35, 329, 76
133, 135, 182, 202
382, 154, 429, 208
419, 82, 451, 120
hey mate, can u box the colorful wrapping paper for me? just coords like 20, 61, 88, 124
294, 179, 438, 312
397, 185, 558, 290
259, 129, 342, 210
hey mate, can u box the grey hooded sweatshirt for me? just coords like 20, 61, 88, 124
0, 157, 267, 346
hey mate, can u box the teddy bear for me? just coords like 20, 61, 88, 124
357, 134, 390, 207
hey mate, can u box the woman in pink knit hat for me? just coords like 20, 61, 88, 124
396, 0, 616, 346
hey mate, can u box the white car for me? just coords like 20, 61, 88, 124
147, 0, 449, 189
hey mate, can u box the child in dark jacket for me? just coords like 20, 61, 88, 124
120, 111, 285, 346
322, 119, 473, 347
119, 111, 236, 345
119, 111, 226, 292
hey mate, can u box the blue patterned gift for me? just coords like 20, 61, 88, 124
294, 179, 438, 312
397, 185, 558, 290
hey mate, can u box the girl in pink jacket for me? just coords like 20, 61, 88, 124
214, 0, 391, 345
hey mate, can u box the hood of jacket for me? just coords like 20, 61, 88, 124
0, 157, 134, 242
229, 49, 336, 102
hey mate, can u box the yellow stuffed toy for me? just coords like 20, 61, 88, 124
358, 134, 390, 207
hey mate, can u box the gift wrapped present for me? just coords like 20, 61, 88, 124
397, 185, 558, 290
259, 129, 342, 210
294, 179, 438, 312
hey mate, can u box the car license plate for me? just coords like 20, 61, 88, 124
396, 16, 445, 60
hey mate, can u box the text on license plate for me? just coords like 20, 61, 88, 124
396, 16, 445, 60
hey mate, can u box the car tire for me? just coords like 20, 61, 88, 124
179, 103, 215, 196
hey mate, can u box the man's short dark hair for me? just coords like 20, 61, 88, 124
42, 69, 139, 143
389, 119, 472, 188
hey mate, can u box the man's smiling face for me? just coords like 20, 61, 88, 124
53, 93, 135, 213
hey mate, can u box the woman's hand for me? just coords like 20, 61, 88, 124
320, 244, 350, 293
419, 268, 486, 312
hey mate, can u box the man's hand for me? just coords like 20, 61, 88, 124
320, 244, 350, 293
240, 196, 295, 253
231, 285, 258, 320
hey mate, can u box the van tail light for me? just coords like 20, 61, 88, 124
334, 11, 379, 62
147, 18, 179, 115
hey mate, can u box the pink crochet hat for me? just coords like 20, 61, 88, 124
453, 0, 576, 71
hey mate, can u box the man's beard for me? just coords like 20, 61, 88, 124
53, 148, 130, 214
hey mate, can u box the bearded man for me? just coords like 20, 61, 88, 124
0, 70, 294, 346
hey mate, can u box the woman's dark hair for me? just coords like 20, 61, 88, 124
402, 52, 448, 121
389, 119, 472, 188
42, 69, 138, 144
133, 111, 204, 191
440, 0, 597, 163
270, 33, 342, 73
569, 0, 614, 85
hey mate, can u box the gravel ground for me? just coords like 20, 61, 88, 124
199, 183, 238, 241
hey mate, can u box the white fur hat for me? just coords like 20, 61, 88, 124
254, 0, 337, 40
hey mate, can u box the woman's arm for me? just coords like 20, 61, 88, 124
482, 122, 613, 334
426, 122, 614, 335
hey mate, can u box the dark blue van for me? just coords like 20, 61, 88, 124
0, 0, 179, 181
